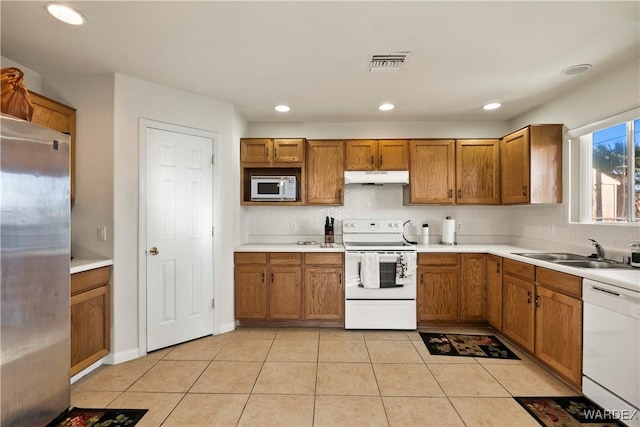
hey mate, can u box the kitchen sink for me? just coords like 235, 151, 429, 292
553, 260, 634, 269
513, 252, 588, 261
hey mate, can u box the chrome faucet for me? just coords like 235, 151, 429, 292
588, 238, 605, 260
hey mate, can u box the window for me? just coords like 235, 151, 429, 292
570, 113, 639, 223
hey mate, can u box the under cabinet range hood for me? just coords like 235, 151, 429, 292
344, 170, 409, 185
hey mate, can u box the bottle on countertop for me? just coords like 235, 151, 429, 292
630, 241, 640, 267
421, 223, 429, 245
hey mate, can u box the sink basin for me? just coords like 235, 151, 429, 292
554, 260, 634, 269
513, 252, 588, 261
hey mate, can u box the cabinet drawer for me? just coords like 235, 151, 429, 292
71, 266, 110, 295
235, 252, 267, 265
418, 253, 459, 266
536, 267, 581, 298
304, 253, 343, 265
503, 258, 535, 281
269, 252, 302, 265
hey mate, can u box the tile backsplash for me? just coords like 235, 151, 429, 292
243, 185, 512, 244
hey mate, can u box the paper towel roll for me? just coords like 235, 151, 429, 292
441, 217, 456, 244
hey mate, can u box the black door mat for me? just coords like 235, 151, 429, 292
419, 332, 520, 359
46, 407, 148, 427
514, 396, 630, 426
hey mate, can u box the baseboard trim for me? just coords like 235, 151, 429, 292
218, 321, 236, 334
102, 348, 140, 365
70, 359, 104, 384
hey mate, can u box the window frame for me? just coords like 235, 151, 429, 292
568, 108, 640, 225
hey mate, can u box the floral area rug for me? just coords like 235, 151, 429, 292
515, 396, 628, 426
419, 332, 520, 359
46, 407, 148, 427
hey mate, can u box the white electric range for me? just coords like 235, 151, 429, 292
342, 219, 417, 330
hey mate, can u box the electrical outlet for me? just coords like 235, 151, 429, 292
290, 222, 297, 232
457, 223, 462, 231
97, 226, 107, 241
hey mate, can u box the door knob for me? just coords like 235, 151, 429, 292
148, 247, 159, 255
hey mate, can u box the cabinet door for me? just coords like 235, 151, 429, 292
485, 255, 503, 331
456, 139, 500, 204
345, 140, 377, 171
304, 266, 344, 320
240, 138, 272, 163
29, 91, 76, 203
409, 140, 455, 204
234, 266, 267, 319
378, 140, 408, 170
460, 254, 486, 321
535, 286, 582, 387
502, 274, 535, 352
417, 266, 459, 321
501, 128, 530, 204
273, 138, 305, 163
268, 266, 302, 319
70, 285, 110, 376
306, 140, 345, 205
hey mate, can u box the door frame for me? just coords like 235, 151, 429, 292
138, 118, 218, 356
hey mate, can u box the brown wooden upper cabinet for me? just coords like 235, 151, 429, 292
29, 91, 76, 203
306, 140, 345, 205
407, 139, 456, 204
456, 139, 500, 205
500, 124, 562, 204
345, 139, 408, 171
240, 138, 305, 164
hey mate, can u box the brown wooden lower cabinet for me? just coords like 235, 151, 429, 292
485, 254, 503, 330
234, 251, 343, 324
534, 268, 583, 387
304, 253, 344, 321
70, 266, 111, 376
417, 253, 486, 323
502, 271, 535, 352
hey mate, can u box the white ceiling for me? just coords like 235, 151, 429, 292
1, 1, 638, 123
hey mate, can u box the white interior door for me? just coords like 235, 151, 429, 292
145, 127, 214, 351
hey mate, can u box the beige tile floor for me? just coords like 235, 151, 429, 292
71, 326, 579, 426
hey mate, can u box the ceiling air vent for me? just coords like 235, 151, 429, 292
368, 53, 410, 72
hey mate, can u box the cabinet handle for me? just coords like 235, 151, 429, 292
337, 188, 342, 199
271, 273, 274, 283
448, 189, 453, 199
522, 185, 527, 196
535, 295, 540, 307
379, 155, 382, 166
527, 291, 531, 304
339, 275, 342, 284
371, 155, 374, 165
457, 189, 462, 198
497, 263, 501, 274
261, 272, 265, 283
420, 275, 424, 284
274, 148, 277, 158
266, 147, 269, 158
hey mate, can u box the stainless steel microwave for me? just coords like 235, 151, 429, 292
250, 176, 297, 201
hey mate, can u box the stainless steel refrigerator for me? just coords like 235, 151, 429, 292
1, 113, 70, 426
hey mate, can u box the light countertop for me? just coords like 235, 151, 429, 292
235, 242, 640, 293
71, 258, 113, 274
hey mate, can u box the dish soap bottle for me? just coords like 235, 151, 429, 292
421, 224, 429, 245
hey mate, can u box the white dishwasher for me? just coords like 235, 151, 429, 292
583, 278, 640, 427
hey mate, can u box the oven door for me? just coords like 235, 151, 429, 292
344, 252, 416, 300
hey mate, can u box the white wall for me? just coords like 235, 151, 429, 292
112, 74, 237, 358
509, 58, 640, 259
42, 74, 116, 260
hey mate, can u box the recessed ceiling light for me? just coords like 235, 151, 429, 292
274, 105, 290, 113
561, 64, 592, 76
482, 102, 502, 111
378, 103, 395, 111
45, 3, 86, 25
